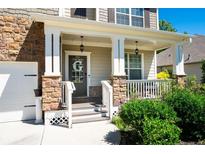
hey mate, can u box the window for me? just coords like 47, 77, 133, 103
131, 8, 144, 27
71, 8, 86, 18
116, 8, 129, 25
116, 8, 144, 27
125, 53, 143, 80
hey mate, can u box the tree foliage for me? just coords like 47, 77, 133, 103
201, 59, 205, 83
159, 20, 177, 32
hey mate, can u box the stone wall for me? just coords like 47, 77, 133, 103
111, 76, 127, 106
0, 15, 45, 89
42, 76, 62, 111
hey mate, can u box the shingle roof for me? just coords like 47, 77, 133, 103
157, 35, 205, 66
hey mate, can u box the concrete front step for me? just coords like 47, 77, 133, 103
72, 116, 110, 124
72, 111, 107, 120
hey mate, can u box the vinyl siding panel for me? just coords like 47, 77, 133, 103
64, 8, 71, 17
99, 8, 108, 22
143, 50, 156, 79
149, 8, 157, 29
184, 63, 203, 82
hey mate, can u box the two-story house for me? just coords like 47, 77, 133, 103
0, 8, 190, 125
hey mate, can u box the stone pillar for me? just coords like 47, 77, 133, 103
111, 36, 126, 106
111, 76, 127, 106
42, 75, 62, 111
175, 75, 186, 88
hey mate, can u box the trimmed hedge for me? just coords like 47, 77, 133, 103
119, 99, 178, 129
164, 88, 205, 141
118, 99, 180, 144
143, 118, 180, 145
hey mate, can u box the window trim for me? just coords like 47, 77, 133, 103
125, 52, 144, 80
115, 8, 145, 28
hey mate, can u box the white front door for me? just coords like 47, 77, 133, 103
0, 62, 38, 122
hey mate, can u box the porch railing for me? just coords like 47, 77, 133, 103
61, 81, 76, 128
126, 79, 172, 100
101, 80, 113, 119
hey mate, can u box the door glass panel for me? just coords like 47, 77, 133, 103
71, 56, 84, 83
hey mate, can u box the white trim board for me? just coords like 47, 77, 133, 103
65, 51, 91, 97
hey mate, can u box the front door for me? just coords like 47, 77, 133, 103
69, 55, 87, 97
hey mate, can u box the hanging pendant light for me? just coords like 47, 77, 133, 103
80, 36, 84, 52
135, 41, 139, 55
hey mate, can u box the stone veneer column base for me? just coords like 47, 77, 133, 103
175, 75, 186, 88
42, 75, 62, 111
111, 75, 127, 106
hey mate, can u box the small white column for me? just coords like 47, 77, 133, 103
96, 8, 99, 22
59, 8, 65, 17
44, 28, 61, 76
173, 43, 185, 76
111, 36, 126, 76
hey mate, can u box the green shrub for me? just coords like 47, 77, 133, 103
186, 75, 197, 88
164, 88, 205, 141
143, 118, 181, 145
201, 59, 205, 83
118, 99, 180, 144
112, 116, 127, 131
119, 99, 178, 130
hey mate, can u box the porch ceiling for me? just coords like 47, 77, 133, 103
32, 13, 192, 51
62, 34, 170, 51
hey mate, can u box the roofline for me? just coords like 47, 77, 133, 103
31, 13, 192, 41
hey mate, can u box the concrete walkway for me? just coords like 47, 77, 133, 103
0, 120, 120, 145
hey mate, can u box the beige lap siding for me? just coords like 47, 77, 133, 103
143, 50, 156, 79
184, 63, 203, 82
149, 9, 158, 29
99, 8, 108, 22
62, 45, 112, 86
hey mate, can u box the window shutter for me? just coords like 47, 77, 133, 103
144, 8, 150, 28
108, 8, 115, 23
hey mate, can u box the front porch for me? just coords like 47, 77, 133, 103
32, 14, 191, 127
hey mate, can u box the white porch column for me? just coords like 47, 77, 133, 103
44, 28, 61, 75
111, 36, 126, 76
96, 8, 99, 21
173, 43, 185, 76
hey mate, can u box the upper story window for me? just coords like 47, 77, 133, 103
116, 8, 130, 25
116, 8, 144, 27
71, 8, 86, 19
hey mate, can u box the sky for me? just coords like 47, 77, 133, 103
159, 8, 205, 35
